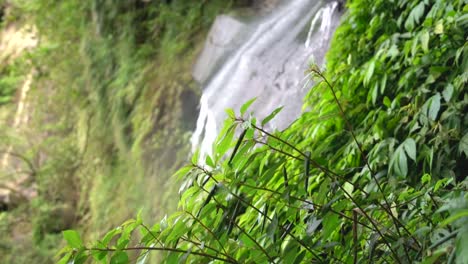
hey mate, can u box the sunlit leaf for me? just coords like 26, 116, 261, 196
110, 251, 129, 264
261, 106, 283, 126
63, 230, 83, 249
240, 97, 257, 116
403, 138, 417, 161
363, 60, 375, 87
420, 30, 430, 52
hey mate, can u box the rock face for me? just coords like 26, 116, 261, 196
191, 0, 342, 157
192, 15, 247, 84
0, 20, 38, 210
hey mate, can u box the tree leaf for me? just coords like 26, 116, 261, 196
63, 230, 83, 249
459, 133, 468, 156
205, 155, 215, 168
261, 106, 283, 126
225, 108, 235, 119
364, 60, 375, 87
392, 147, 408, 177
403, 138, 417, 161
420, 30, 430, 52
440, 211, 468, 227
428, 93, 441, 120
434, 20, 444, 34
442, 84, 454, 102
240, 97, 257, 116
110, 251, 129, 264
405, 2, 425, 31
423, 93, 441, 121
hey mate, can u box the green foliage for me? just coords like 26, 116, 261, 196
1, 0, 236, 263
0, 58, 26, 106
61, 0, 467, 263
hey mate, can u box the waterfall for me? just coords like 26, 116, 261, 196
191, 0, 342, 157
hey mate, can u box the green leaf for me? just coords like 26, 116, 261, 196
57, 252, 72, 264
383, 96, 391, 108
420, 31, 430, 52
322, 213, 339, 239
434, 20, 444, 34
405, 2, 425, 31
166, 219, 187, 243
261, 106, 283, 126
420, 250, 445, 264
363, 60, 375, 87
225, 108, 235, 119
442, 84, 454, 102
440, 210, 468, 227
215, 124, 236, 159
191, 149, 200, 165
434, 178, 452, 192
421, 173, 431, 185
239, 233, 257, 248
102, 228, 122, 246
228, 129, 247, 165
403, 138, 417, 161
391, 146, 408, 178
205, 155, 215, 168
267, 213, 278, 240
423, 93, 441, 121
63, 230, 83, 249
459, 133, 468, 156
110, 251, 129, 264
240, 97, 257, 116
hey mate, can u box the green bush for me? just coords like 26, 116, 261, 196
60, 0, 467, 263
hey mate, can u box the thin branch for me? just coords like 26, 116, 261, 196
315, 71, 420, 254
185, 211, 230, 257
87, 247, 236, 263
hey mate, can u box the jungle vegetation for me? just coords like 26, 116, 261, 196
1, 0, 467, 263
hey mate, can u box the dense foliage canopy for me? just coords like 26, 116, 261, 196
62, 0, 468, 262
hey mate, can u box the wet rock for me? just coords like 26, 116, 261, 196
192, 15, 246, 84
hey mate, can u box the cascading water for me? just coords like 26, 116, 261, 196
191, 0, 342, 157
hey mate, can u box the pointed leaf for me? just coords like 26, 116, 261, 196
364, 60, 375, 87
420, 31, 430, 52
261, 106, 283, 126
63, 230, 83, 249
403, 138, 417, 161
110, 251, 128, 264
460, 133, 468, 156
428, 93, 441, 120
240, 98, 257, 116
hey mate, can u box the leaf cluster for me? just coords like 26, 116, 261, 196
61, 0, 467, 263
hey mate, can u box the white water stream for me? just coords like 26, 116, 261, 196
191, 0, 341, 157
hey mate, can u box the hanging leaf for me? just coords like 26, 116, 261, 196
421, 93, 441, 121
420, 30, 430, 52
391, 146, 408, 178
459, 133, 468, 156
442, 84, 454, 102
363, 60, 375, 87
427, 93, 441, 121
405, 2, 425, 31
403, 138, 417, 161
